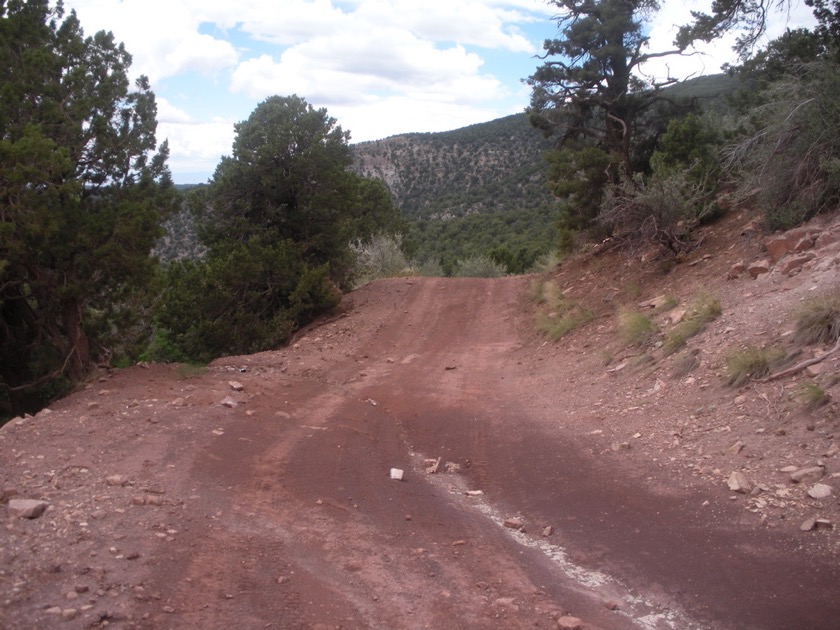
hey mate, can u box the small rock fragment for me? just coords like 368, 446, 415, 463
106, 475, 126, 487
542, 525, 554, 537
800, 517, 817, 531
503, 517, 524, 530
557, 615, 583, 630
389, 468, 404, 481
727, 471, 752, 494
7, 498, 49, 519
808, 483, 833, 499
220, 396, 237, 408
728, 440, 745, 455
790, 466, 824, 483
228, 381, 244, 392
748, 259, 771, 278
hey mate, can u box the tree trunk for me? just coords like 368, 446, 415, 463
63, 300, 90, 381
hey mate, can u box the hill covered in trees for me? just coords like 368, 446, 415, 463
352, 113, 555, 220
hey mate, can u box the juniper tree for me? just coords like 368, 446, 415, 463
0, 1, 174, 415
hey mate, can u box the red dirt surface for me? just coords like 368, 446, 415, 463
2, 209, 840, 629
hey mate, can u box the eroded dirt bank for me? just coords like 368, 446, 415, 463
2, 266, 840, 629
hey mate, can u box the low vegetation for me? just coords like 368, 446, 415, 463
799, 382, 831, 410
794, 292, 840, 346
725, 345, 787, 386
617, 309, 657, 346
671, 349, 701, 378
454, 254, 507, 278
663, 293, 722, 354
532, 280, 593, 340
350, 233, 410, 286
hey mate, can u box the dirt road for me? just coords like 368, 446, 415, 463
2, 275, 839, 629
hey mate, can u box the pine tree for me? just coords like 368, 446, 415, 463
0, 1, 175, 416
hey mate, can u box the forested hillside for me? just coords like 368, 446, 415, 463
352, 113, 555, 219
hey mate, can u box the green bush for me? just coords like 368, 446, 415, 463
537, 309, 594, 340
350, 233, 409, 285
725, 346, 787, 386
618, 309, 657, 346
725, 60, 840, 230
799, 382, 830, 410
650, 113, 721, 187
409, 257, 444, 277
156, 240, 339, 363
794, 292, 840, 345
453, 254, 507, 278
663, 293, 721, 354
532, 280, 593, 340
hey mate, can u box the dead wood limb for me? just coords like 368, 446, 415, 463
760, 337, 840, 382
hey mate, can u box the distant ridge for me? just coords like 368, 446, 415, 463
352, 113, 556, 219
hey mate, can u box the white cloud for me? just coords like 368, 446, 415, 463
63, 0, 239, 81
60, 0, 822, 182
335, 95, 504, 142
158, 118, 236, 178
640, 0, 818, 81
230, 28, 503, 107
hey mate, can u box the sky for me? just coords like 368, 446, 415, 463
60, 0, 818, 184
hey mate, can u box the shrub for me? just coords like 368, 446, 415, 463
724, 60, 840, 230
799, 382, 830, 410
537, 309, 594, 340
176, 364, 207, 379
725, 345, 787, 386
453, 254, 507, 278
530, 278, 547, 303
409, 257, 444, 277
671, 349, 701, 378
618, 309, 657, 346
650, 113, 722, 187
794, 292, 840, 345
663, 293, 721, 354
533, 280, 593, 340
598, 168, 718, 254
350, 233, 409, 285
530, 249, 563, 273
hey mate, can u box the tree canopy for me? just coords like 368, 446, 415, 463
0, 0, 175, 416
527, 0, 688, 235
156, 95, 401, 362
528, 0, 683, 169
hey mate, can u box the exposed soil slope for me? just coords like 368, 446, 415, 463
2, 209, 840, 630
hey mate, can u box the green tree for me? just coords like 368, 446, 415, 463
157, 95, 400, 361
528, 0, 683, 174
527, 0, 685, 233
0, 0, 174, 416
807, 0, 840, 45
